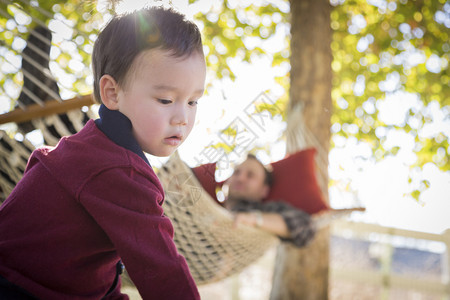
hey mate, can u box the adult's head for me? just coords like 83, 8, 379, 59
92, 6, 204, 104
226, 154, 273, 202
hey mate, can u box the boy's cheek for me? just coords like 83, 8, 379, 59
184, 123, 195, 140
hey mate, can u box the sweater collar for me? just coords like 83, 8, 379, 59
95, 104, 150, 166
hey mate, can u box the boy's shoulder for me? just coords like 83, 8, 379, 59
37, 120, 130, 166
29, 120, 157, 191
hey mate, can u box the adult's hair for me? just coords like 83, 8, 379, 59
246, 154, 274, 187
92, 6, 203, 103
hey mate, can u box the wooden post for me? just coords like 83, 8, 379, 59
443, 229, 450, 299
380, 234, 393, 299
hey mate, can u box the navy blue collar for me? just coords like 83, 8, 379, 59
95, 104, 150, 166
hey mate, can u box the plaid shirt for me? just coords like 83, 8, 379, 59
229, 200, 316, 248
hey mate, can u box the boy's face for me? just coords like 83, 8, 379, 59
116, 49, 206, 157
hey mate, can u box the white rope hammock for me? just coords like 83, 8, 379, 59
152, 150, 361, 285
0, 130, 34, 199
0, 106, 96, 201
157, 151, 278, 285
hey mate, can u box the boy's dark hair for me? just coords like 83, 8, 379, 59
246, 154, 274, 187
92, 6, 203, 103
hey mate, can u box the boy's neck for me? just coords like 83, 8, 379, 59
95, 104, 150, 166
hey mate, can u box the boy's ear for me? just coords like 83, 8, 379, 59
99, 75, 120, 110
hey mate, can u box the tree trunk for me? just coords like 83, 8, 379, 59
270, 229, 330, 300
270, 0, 332, 299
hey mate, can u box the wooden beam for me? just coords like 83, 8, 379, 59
0, 95, 96, 125
332, 219, 445, 242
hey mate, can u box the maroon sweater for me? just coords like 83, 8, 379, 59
0, 118, 200, 299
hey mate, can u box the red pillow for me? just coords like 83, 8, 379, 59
263, 148, 328, 214
191, 163, 223, 204
191, 148, 328, 214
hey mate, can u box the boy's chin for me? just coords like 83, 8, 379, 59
149, 147, 179, 158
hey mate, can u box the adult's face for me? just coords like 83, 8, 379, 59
227, 158, 269, 202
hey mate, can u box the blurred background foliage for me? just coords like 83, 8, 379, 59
0, 0, 106, 106
191, 0, 449, 172
0, 0, 448, 200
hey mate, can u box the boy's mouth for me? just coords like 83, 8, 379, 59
164, 135, 182, 146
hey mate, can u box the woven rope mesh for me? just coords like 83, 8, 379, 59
31, 108, 96, 146
0, 108, 95, 201
0, 131, 34, 200
158, 152, 278, 285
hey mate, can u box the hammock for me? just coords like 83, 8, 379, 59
157, 152, 278, 285
0, 131, 34, 199
0, 106, 95, 200
148, 151, 362, 285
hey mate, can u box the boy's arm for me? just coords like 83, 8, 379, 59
79, 167, 200, 300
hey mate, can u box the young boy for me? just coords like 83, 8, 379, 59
0, 6, 205, 300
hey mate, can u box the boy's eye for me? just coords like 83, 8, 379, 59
158, 99, 172, 104
189, 100, 199, 106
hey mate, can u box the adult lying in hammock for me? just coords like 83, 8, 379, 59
224, 154, 316, 248
222, 153, 365, 247
194, 148, 365, 239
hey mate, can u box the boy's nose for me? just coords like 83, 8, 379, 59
171, 105, 188, 126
